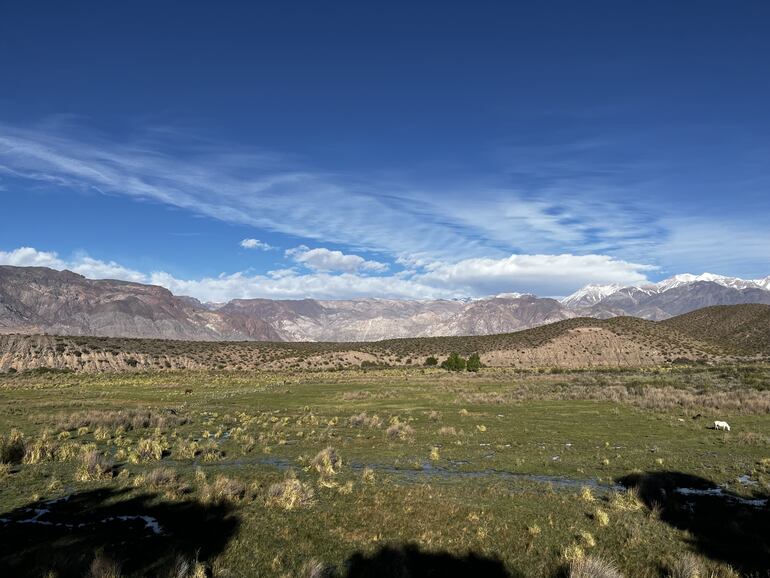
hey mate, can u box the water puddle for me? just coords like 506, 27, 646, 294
674, 486, 767, 508
192, 454, 619, 492
0, 495, 164, 535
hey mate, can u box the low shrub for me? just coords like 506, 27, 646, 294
0, 429, 25, 464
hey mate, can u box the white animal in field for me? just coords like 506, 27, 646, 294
713, 420, 731, 431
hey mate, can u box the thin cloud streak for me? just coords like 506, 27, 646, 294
0, 124, 667, 264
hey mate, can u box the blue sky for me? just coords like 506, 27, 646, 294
1, 1, 768, 301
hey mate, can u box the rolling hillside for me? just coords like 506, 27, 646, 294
661, 304, 770, 355
3, 304, 766, 373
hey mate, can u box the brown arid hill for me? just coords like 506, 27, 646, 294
2, 304, 766, 373
661, 303, 770, 355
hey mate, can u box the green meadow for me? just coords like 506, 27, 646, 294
1, 366, 769, 577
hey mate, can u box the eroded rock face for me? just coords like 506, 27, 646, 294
2, 266, 770, 344
0, 266, 580, 342
0, 266, 278, 341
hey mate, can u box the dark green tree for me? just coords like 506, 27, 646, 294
424, 356, 438, 366
466, 352, 481, 372
440, 352, 466, 372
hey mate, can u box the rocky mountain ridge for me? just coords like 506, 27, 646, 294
1, 266, 769, 342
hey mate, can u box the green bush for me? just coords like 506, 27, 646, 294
424, 356, 438, 366
466, 352, 481, 372
440, 353, 466, 372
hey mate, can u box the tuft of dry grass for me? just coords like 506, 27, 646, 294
438, 426, 456, 436
580, 486, 595, 502
561, 543, 585, 563
609, 488, 644, 512
168, 554, 207, 578
198, 441, 224, 462
666, 553, 703, 578
569, 555, 624, 578
347, 412, 382, 428
386, 421, 414, 441
311, 447, 342, 479
200, 475, 247, 504
578, 530, 596, 548
129, 437, 165, 463
299, 559, 332, 578
134, 467, 189, 498
0, 429, 25, 464
267, 472, 315, 510
76, 449, 113, 482
23, 431, 58, 464
56, 441, 81, 462
361, 467, 375, 484
56, 409, 186, 434
174, 438, 200, 460
88, 551, 122, 578
342, 391, 371, 400
594, 508, 610, 527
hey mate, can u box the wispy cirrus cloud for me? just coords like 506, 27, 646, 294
0, 123, 666, 265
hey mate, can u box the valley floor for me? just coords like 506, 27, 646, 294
1, 366, 769, 577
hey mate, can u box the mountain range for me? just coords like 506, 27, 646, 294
1, 265, 769, 342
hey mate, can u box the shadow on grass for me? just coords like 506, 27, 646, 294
618, 471, 770, 575
339, 543, 522, 578
0, 487, 239, 577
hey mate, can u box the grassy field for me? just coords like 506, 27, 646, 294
1, 365, 769, 577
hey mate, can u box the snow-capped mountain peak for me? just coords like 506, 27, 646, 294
562, 272, 770, 309
494, 292, 526, 299
560, 283, 625, 307
655, 273, 765, 292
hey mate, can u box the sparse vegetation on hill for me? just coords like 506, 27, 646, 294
661, 304, 770, 355
2, 304, 768, 373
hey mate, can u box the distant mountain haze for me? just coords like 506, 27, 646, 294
1, 266, 769, 342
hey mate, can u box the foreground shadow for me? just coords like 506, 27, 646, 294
339, 543, 521, 578
618, 471, 770, 575
0, 487, 239, 577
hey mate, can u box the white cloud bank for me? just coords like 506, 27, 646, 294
0, 247, 147, 283
286, 246, 388, 273
0, 246, 654, 302
239, 238, 274, 250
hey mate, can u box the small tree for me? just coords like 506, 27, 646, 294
466, 352, 481, 372
424, 356, 438, 366
440, 352, 466, 372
